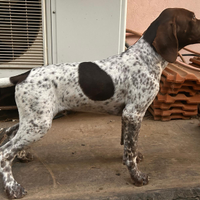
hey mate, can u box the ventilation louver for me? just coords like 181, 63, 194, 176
0, 0, 43, 68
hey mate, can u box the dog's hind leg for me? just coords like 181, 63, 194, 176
0, 124, 33, 163
0, 123, 19, 146
0, 111, 53, 199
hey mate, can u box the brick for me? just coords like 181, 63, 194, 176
152, 99, 198, 110
157, 92, 200, 104
150, 105, 197, 116
148, 106, 190, 121
163, 62, 200, 84
150, 61, 200, 121
161, 76, 200, 90
160, 84, 197, 95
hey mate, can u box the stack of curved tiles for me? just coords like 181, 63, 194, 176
149, 61, 200, 121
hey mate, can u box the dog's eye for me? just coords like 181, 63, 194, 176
192, 14, 196, 20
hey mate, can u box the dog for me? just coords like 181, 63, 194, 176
0, 8, 200, 199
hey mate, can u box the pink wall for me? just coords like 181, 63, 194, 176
126, 0, 200, 63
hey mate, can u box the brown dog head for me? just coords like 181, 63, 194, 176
143, 8, 200, 63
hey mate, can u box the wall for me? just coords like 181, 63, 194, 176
126, 0, 200, 62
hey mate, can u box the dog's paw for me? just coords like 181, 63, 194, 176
4, 182, 27, 199
131, 172, 149, 186
16, 150, 33, 163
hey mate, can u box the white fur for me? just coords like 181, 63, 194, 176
0, 77, 14, 88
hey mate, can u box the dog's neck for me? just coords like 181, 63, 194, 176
125, 37, 168, 71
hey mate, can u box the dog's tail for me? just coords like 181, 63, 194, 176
0, 77, 14, 88
0, 70, 30, 88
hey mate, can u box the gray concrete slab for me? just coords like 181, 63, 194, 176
0, 112, 200, 199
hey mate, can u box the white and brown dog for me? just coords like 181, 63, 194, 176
0, 8, 200, 199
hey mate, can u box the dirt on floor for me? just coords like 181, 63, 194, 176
0, 111, 200, 200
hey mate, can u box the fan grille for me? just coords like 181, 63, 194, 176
0, 0, 43, 67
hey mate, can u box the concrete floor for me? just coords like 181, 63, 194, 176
0, 112, 200, 199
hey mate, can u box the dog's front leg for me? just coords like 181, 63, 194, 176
122, 109, 149, 186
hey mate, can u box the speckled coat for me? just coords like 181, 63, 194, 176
0, 8, 200, 199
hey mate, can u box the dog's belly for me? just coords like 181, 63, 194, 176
72, 102, 125, 115
59, 89, 125, 115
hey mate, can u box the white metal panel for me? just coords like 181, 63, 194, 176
51, 0, 127, 63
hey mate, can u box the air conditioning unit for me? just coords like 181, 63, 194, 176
0, 0, 44, 69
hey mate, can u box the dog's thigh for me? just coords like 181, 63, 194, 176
0, 107, 54, 198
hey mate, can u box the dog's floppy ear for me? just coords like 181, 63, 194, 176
152, 18, 178, 63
